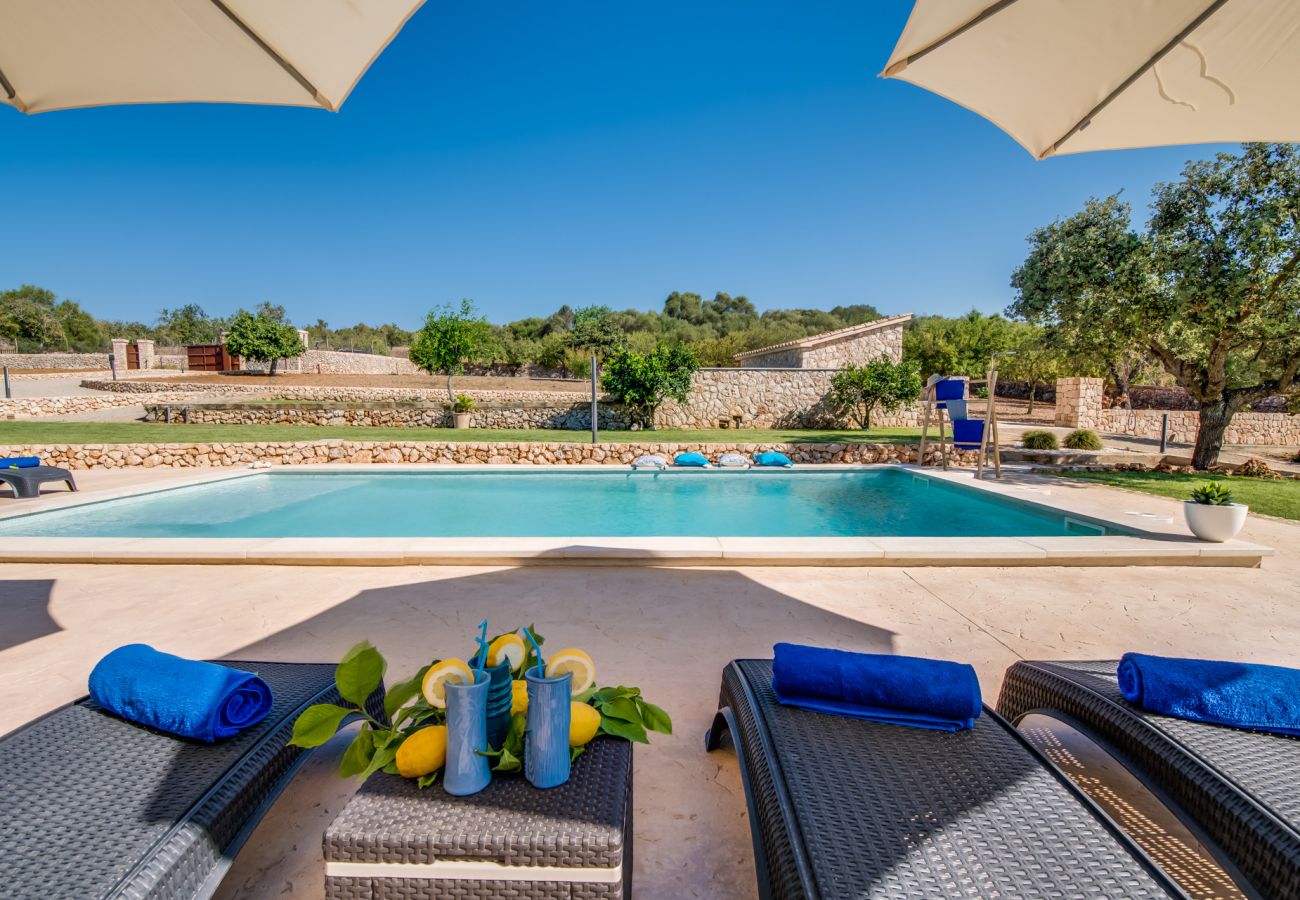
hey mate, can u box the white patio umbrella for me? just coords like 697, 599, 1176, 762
0, 0, 425, 114
882, 0, 1300, 159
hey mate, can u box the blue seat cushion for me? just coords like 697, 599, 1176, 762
674, 452, 710, 467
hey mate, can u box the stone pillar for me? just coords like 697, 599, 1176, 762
1054, 376, 1103, 429
297, 329, 310, 348
110, 338, 128, 372
135, 338, 155, 370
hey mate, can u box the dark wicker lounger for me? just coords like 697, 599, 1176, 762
0, 464, 77, 499
707, 659, 1187, 900
999, 659, 1300, 900
0, 660, 384, 900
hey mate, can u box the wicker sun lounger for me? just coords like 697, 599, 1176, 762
998, 659, 1300, 900
0, 464, 77, 499
0, 660, 384, 900
706, 659, 1188, 899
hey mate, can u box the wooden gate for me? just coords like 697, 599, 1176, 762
185, 344, 241, 372
125, 344, 140, 370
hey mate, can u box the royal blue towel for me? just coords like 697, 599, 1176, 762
0, 456, 40, 468
88, 644, 273, 743
754, 451, 793, 467
951, 419, 984, 446
772, 643, 982, 732
1118, 652, 1300, 737
675, 452, 710, 467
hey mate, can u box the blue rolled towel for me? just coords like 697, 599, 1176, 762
1118, 652, 1300, 737
772, 643, 982, 732
88, 644, 273, 742
0, 456, 41, 469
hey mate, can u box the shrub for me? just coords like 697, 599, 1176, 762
1021, 430, 1059, 450
829, 356, 922, 429
1063, 429, 1104, 451
452, 394, 476, 413
601, 343, 699, 429
1190, 482, 1233, 506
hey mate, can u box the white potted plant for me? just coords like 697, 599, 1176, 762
1183, 481, 1248, 542
452, 394, 475, 429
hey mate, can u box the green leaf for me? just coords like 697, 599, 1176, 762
338, 725, 375, 778
638, 700, 673, 735
382, 761, 400, 775
384, 664, 431, 721
492, 744, 522, 774
599, 714, 648, 743
572, 686, 597, 704
570, 744, 586, 763
336, 640, 387, 710
502, 712, 527, 757
417, 771, 440, 789
288, 703, 352, 748
359, 741, 399, 782
598, 697, 642, 724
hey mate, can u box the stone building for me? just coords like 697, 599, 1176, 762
732, 313, 912, 368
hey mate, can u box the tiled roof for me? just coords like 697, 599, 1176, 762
734, 313, 913, 360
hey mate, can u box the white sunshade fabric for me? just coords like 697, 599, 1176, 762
0, 0, 426, 114
882, 0, 1300, 158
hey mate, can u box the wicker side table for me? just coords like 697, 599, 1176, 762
324, 737, 633, 899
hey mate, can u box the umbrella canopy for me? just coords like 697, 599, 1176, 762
0, 0, 425, 114
882, 0, 1300, 158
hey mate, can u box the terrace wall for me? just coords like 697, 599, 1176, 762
0, 351, 109, 370
142, 400, 632, 430
0, 440, 972, 470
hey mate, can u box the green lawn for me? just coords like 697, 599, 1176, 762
1058, 470, 1300, 522
0, 421, 921, 446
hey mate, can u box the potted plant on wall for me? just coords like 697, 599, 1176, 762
452, 394, 475, 429
1184, 481, 1248, 542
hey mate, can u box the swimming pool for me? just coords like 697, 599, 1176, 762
0, 469, 1123, 538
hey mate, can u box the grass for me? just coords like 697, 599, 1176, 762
1058, 470, 1300, 522
0, 421, 921, 446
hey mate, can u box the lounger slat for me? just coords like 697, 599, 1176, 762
998, 659, 1300, 900
0, 660, 383, 900
714, 659, 1182, 899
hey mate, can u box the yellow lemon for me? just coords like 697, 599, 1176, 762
511, 679, 529, 714
395, 725, 447, 778
546, 648, 596, 696
569, 702, 602, 747
487, 633, 527, 672
421, 658, 474, 709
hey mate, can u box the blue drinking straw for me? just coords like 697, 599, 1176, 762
523, 627, 545, 677
472, 619, 489, 678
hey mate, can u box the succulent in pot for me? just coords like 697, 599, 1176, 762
452, 394, 475, 428
1183, 481, 1247, 542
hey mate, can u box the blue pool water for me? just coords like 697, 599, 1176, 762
0, 470, 1119, 538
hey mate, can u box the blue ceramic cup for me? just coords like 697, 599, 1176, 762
444, 672, 492, 796
485, 659, 515, 749
525, 668, 571, 789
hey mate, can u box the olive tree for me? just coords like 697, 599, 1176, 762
1010, 144, 1300, 469
409, 299, 491, 403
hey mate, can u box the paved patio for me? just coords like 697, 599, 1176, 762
0, 470, 1297, 898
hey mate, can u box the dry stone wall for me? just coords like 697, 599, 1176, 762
0, 352, 109, 369
1, 392, 204, 419
143, 400, 631, 430
0, 439, 972, 470
298, 349, 423, 376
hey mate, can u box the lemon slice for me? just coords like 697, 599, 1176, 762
421, 658, 474, 708
545, 648, 596, 695
486, 633, 527, 672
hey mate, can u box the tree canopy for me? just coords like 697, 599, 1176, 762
830, 356, 922, 429
1010, 143, 1300, 468
409, 299, 493, 401
222, 303, 306, 375
600, 343, 699, 429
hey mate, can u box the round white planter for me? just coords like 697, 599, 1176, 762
453, 412, 472, 429
1183, 502, 1248, 542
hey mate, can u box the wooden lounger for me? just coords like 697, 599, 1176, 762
0, 661, 383, 900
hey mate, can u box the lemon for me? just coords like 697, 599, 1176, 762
487, 633, 527, 672
511, 678, 529, 714
395, 725, 447, 778
546, 648, 596, 695
569, 702, 601, 747
421, 658, 474, 709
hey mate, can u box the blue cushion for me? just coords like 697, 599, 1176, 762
674, 452, 710, 467
0, 457, 41, 469
934, 379, 965, 401
951, 419, 984, 446
754, 451, 793, 468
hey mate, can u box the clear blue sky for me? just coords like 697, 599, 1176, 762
1, 2, 1236, 329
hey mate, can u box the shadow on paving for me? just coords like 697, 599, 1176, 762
0, 579, 61, 651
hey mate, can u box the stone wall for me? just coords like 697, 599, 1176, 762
1, 392, 203, 419
1054, 377, 1104, 429
1097, 409, 1300, 446
143, 400, 631, 430
0, 352, 109, 370
658, 368, 918, 429
738, 319, 906, 368
0, 439, 972, 470
297, 349, 422, 376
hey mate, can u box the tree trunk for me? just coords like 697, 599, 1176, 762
446, 373, 455, 405
269, 357, 278, 376
1027, 381, 1036, 415
1191, 397, 1236, 470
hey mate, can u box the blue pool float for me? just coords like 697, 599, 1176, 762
674, 452, 710, 468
